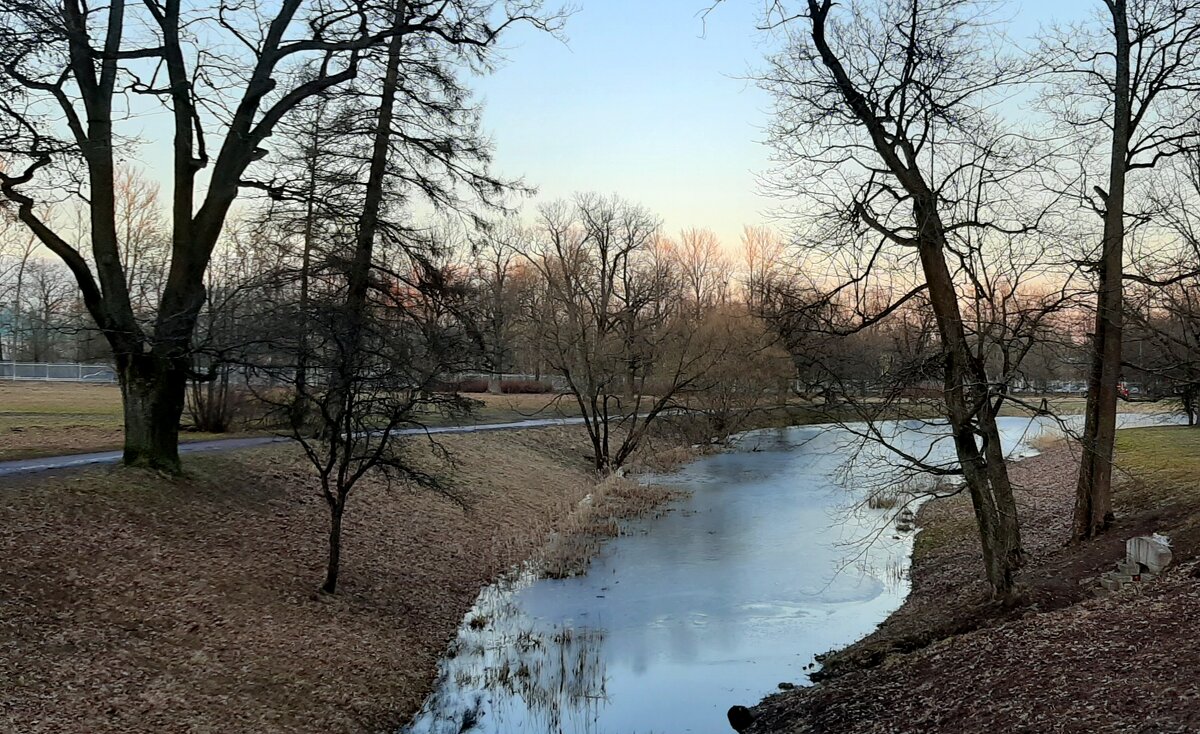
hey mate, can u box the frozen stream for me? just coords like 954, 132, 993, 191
403, 413, 1180, 734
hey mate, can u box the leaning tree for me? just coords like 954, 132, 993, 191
752, 0, 1065, 596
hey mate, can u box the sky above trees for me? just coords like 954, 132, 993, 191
106, 0, 1099, 251
470, 0, 1095, 248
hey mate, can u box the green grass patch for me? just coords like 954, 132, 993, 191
1115, 426, 1200, 510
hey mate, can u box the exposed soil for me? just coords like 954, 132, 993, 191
0, 426, 683, 733
745, 430, 1200, 734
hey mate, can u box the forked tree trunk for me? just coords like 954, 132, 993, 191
918, 200, 1023, 597
117, 352, 188, 473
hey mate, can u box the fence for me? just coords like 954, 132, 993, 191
0, 362, 117, 383
0, 364, 569, 390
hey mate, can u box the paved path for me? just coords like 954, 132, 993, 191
0, 417, 589, 478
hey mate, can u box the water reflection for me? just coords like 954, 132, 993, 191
406, 573, 610, 734
403, 414, 1182, 734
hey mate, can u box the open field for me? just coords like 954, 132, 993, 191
3, 380, 1181, 461
1, 382, 127, 460
747, 425, 1200, 733
0, 382, 584, 461
1114, 426, 1200, 509
0, 425, 685, 734
0, 382, 250, 460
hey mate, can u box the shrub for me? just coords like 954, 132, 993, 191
500, 379, 553, 394
433, 377, 490, 393
186, 374, 248, 433
458, 378, 491, 393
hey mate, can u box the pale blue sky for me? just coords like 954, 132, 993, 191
113, 0, 1097, 253
472, 0, 777, 247
470, 0, 1097, 249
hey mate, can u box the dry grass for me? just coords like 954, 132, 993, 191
0, 383, 586, 461
1026, 431, 1068, 453
0, 425, 636, 734
0, 382, 257, 459
539, 475, 681, 579
10, 382, 1169, 462
1034, 396, 1175, 416
0, 380, 124, 415
623, 443, 709, 474
459, 391, 581, 419
0, 382, 124, 458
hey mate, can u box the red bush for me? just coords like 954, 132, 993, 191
500, 379, 553, 394
453, 378, 490, 393
432, 377, 490, 393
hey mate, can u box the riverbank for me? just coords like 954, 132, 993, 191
744, 426, 1200, 733
2, 381, 1172, 462
0, 426, 690, 733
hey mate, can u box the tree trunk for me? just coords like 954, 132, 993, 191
118, 352, 187, 473
1074, 0, 1130, 542
801, 0, 1023, 596
322, 500, 344, 594
917, 199, 1023, 598
291, 114, 320, 433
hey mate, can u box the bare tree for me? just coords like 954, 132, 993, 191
681, 304, 795, 441
752, 0, 1057, 596
524, 194, 726, 472
290, 246, 475, 594
469, 221, 530, 392
741, 224, 787, 311
21, 258, 74, 361
113, 168, 169, 317
0, 0, 558, 472
0, 0, 383, 469
0, 222, 38, 361
241, 0, 564, 592
244, 91, 361, 430
675, 226, 729, 316
1040, 0, 1200, 539
1126, 279, 1200, 424
1123, 149, 1200, 425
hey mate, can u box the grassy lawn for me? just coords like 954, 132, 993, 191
1116, 426, 1200, 510
0, 381, 124, 418
429, 391, 582, 425
1117, 425, 1200, 475
910, 421, 1193, 564
0, 382, 584, 461
1039, 397, 1174, 416
0, 382, 266, 460
0, 382, 125, 460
